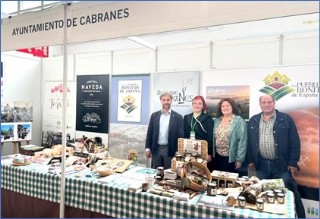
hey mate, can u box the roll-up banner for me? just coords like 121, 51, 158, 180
152, 71, 200, 117
76, 75, 109, 133
42, 81, 76, 139
201, 65, 319, 205
110, 75, 150, 125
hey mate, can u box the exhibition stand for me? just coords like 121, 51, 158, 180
1, 2, 318, 218
1, 156, 295, 218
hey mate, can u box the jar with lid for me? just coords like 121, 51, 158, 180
237, 196, 246, 207
256, 198, 264, 211
155, 175, 162, 184
176, 163, 183, 177
197, 158, 203, 163
142, 182, 149, 192
242, 176, 249, 181
277, 193, 285, 204
207, 182, 217, 196
219, 180, 226, 188
176, 154, 184, 161
267, 192, 275, 203
157, 166, 164, 177
226, 180, 234, 188
273, 189, 282, 196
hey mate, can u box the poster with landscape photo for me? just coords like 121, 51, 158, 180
1, 101, 33, 142
14, 101, 33, 122
206, 85, 250, 120
1, 101, 14, 122
16, 123, 32, 141
1, 123, 15, 142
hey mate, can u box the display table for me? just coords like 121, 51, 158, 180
1, 140, 31, 154
1, 157, 295, 218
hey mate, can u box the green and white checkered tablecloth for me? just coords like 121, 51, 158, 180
1, 163, 61, 203
1, 162, 295, 218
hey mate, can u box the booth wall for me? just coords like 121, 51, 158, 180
212, 39, 279, 68
39, 31, 318, 145
1, 54, 42, 155
2, 30, 317, 155
42, 56, 75, 81
158, 43, 211, 71
75, 53, 111, 75
113, 49, 155, 74
283, 36, 319, 64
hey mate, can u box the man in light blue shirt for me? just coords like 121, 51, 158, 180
145, 92, 184, 169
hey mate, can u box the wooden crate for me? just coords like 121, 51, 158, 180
211, 170, 239, 188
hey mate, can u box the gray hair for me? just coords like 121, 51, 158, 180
159, 92, 173, 100
259, 95, 275, 102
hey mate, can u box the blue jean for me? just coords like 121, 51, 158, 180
257, 156, 306, 218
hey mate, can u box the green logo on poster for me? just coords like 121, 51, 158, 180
120, 95, 137, 114
259, 71, 295, 101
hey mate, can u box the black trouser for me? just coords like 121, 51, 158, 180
213, 152, 236, 173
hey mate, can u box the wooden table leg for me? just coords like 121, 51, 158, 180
13, 142, 18, 154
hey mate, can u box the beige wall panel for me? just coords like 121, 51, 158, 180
283, 36, 319, 65
2, 1, 318, 51
212, 40, 279, 68
75, 53, 111, 75
113, 49, 155, 74
158, 44, 210, 72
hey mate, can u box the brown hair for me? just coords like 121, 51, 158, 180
216, 97, 241, 117
159, 92, 173, 100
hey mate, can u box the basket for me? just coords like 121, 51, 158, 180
180, 161, 212, 191
95, 166, 115, 177
178, 138, 208, 160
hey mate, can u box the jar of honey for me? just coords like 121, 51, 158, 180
256, 198, 264, 211
207, 182, 217, 196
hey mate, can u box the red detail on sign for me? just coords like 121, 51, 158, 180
17, 46, 49, 58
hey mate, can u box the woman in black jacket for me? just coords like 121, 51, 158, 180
184, 96, 214, 171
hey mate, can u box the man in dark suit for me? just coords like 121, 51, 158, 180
145, 92, 184, 169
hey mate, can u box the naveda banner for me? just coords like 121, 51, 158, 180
76, 75, 109, 133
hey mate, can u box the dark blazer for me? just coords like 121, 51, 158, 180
246, 110, 301, 172
184, 113, 214, 156
145, 110, 184, 157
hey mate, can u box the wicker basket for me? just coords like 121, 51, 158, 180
177, 138, 208, 160
95, 166, 115, 177
180, 161, 212, 191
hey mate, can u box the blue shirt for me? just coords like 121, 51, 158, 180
158, 109, 171, 145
